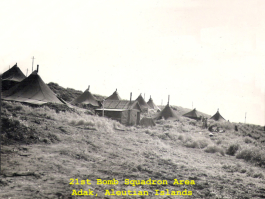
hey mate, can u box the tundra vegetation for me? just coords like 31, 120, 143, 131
1, 84, 265, 198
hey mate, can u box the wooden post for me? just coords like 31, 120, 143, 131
26, 68, 28, 77
245, 112, 247, 124
168, 95, 170, 105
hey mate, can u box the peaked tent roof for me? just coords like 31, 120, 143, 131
183, 108, 202, 120
71, 88, 100, 107
105, 89, 121, 101
147, 97, 160, 110
2, 63, 26, 82
97, 100, 142, 112
153, 104, 179, 120
135, 94, 150, 111
2, 71, 64, 105
210, 110, 226, 122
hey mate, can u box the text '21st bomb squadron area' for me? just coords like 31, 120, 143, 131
70, 178, 195, 196
0, 63, 265, 198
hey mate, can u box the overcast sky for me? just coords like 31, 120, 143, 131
1, 0, 265, 125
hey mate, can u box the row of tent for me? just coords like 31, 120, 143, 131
1, 64, 161, 110
1, 63, 226, 124
183, 108, 225, 122
71, 86, 160, 111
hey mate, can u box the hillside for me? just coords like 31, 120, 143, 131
1, 94, 265, 198
48, 82, 107, 102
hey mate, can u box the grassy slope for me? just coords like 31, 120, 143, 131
1, 102, 265, 198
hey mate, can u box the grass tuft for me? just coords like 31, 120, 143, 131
205, 145, 225, 155
244, 137, 254, 144
184, 141, 199, 148
226, 143, 240, 156
236, 147, 265, 167
184, 138, 210, 149
76, 119, 85, 126
178, 134, 184, 141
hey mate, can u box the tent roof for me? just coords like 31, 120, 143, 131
135, 94, 150, 110
2, 72, 64, 105
153, 104, 178, 120
183, 108, 202, 119
95, 108, 127, 112
105, 89, 121, 100
2, 63, 26, 82
147, 97, 160, 110
102, 100, 142, 112
71, 88, 100, 107
210, 110, 226, 122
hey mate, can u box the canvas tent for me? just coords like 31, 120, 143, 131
183, 108, 202, 120
2, 70, 64, 105
71, 86, 100, 107
2, 63, 26, 82
95, 100, 142, 125
147, 96, 160, 111
105, 89, 121, 101
140, 117, 156, 127
135, 94, 150, 112
153, 104, 179, 120
2, 63, 26, 90
210, 109, 226, 122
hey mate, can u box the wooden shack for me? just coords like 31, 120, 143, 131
95, 100, 142, 126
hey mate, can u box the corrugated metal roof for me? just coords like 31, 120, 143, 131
102, 100, 142, 111
95, 109, 127, 111
104, 100, 130, 109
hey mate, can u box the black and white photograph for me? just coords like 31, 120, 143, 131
0, 0, 265, 198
